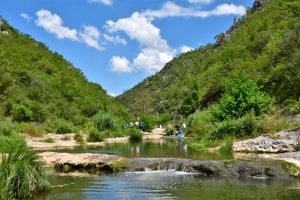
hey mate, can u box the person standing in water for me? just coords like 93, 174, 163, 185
174, 124, 183, 137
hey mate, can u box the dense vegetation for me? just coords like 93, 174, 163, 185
117, 0, 300, 118
0, 18, 127, 133
0, 121, 51, 199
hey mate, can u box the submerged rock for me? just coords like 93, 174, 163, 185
233, 128, 300, 153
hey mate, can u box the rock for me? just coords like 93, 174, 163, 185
233, 128, 300, 153
129, 158, 290, 178
38, 152, 128, 173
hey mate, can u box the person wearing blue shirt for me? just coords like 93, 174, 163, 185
175, 124, 183, 137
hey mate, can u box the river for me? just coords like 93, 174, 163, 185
40, 138, 300, 199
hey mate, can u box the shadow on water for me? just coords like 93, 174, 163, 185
52, 138, 233, 160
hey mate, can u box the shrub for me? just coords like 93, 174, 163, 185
218, 136, 234, 154
140, 114, 157, 131
0, 121, 15, 136
74, 132, 84, 143
0, 134, 51, 199
87, 128, 105, 142
158, 113, 173, 124
55, 120, 73, 134
212, 75, 272, 121
17, 123, 45, 137
166, 125, 174, 136
210, 112, 260, 140
93, 112, 115, 131
127, 128, 143, 141
11, 104, 33, 122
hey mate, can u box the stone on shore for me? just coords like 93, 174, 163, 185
233, 128, 300, 153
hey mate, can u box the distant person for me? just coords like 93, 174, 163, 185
139, 121, 144, 131
129, 122, 133, 128
174, 124, 183, 138
135, 121, 139, 128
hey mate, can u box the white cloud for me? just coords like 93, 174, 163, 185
20, 13, 32, 22
179, 45, 193, 54
106, 12, 175, 74
88, 0, 113, 6
142, 2, 246, 20
188, 0, 214, 4
110, 56, 133, 73
103, 34, 127, 45
108, 91, 118, 97
79, 25, 104, 51
35, 9, 78, 41
133, 48, 173, 74
36, 10, 105, 51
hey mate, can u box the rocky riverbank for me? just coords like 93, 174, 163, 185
233, 127, 300, 153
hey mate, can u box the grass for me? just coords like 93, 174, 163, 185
218, 136, 234, 154
74, 132, 84, 143
0, 131, 51, 199
87, 128, 105, 142
127, 128, 143, 141
39, 138, 55, 143
16, 123, 45, 137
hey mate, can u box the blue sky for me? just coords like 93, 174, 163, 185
1, 0, 254, 96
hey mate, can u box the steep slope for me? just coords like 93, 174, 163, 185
0, 19, 127, 128
117, 0, 300, 117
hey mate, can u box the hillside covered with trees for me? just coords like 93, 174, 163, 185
117, 0, 300, 118
0, 18, 127, 132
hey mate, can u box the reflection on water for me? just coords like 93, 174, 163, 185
53, 138, 232, 160
41, 172, 300, 200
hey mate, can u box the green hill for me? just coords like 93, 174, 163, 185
0, 19, 127, 132
117, 0, 300, 118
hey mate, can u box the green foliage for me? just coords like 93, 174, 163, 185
74, 132, 84, 143
118, 0, 300, 118
165, 125, 175, 136
87, 127, 105, 142
212, 75, 272, 121
0, 121, 15, 136
93, 112, 115, 131
218, 136, 234, 154
11, 104, 33, 122
0, 19, 127, 132
39, 137, 55, 143
0, 132, 50, 199
127, 128, 143, 141
139, 114, 157, 131
16, 123, 45, 137
55, 120, 73, 134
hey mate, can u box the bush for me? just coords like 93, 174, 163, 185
93, 112, 115, 131
0, 121, 15, 136
210, 112, 260, 140
126, 128, 143, 142
74, 132, 84, 143
17, 123, 45, 137
140, 114, 157, 131
0, 134, 51, 199
158, 113, 173, 124
212, 75, 272, 121
87, 128, 105, 142
166, 125, 174, 136
218, 136, 234, 154
127, 128, 143, 141
55, 120, 73, 134
11, 104, 33, 122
